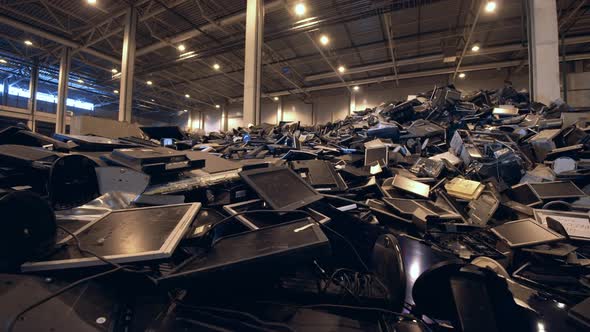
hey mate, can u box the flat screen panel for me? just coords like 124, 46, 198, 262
239, 167, 323, 210
529, 182, 586, 199
491, 219, 564, 248
508, 183, 542, 206
21, 203, 200, 272
392, 175, 430, 198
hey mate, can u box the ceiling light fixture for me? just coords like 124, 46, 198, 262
24, 40, 33, 46
185, 94, 190, 98
213, 63, 221, 70
458, 73, 466, 79
338, 66, 346, 73
111, 68, 118, 74
0, 59, 7, 64
114, 90, 119, 94
215, 104, 221, 109
146, 80, 153, 85
178, 44, 186, 51
294, 3, 306, 16
353, 86, 359, 91
77, 79, 84, 83
183, 109, 188, 113
319, 35, 330, 46
87, 0, 97, 5
471, 43, 481, 52
273, 96, 279, 101
485, 1, 497, 13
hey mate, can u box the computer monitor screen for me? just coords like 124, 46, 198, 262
239, 167, 323, 210
529, 181, 585, 200
508, 183, 542, 206
21, 203, 200, 272
491, 219, 565, 248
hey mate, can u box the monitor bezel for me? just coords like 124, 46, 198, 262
239, 167, 324, 211
21, 203, 201, 272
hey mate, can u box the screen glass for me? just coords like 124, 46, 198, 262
530, 182, 584, 199
492, 219, 562, 246
245, 168, 319, 209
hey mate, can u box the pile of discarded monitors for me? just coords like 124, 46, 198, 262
1, 84, 590, 331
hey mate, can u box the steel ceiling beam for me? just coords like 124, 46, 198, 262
383, 13, 400, 86
136, 0, 283, 57
0, 13, 120, 64
453, 0, 484, 80
304, 34, 590, 82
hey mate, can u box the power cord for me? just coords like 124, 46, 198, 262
5, 226, 158, 332
5, 266, 122, 332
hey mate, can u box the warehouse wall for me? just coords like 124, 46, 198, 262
195, 67, 590, 134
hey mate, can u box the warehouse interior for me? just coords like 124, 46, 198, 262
2, 0, 590, 331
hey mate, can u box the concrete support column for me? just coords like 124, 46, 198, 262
276, 97, 283, 124
188, 109, 198, 130
1, 78, 8, 106
528, 0, 560, 105
200, 112, 204, 130
28, 58, 39, 132
55, 47, 71, 134
221, 106, 229, 131
349, 92, 356, 114
243, 0, 264, 126
118, 5, 138, 123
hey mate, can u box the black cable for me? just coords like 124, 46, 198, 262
177, 304, 296, 332
5, 267, 122, 332
57, 226, 158, 285
299, 304, 415, 320
176, 308, 278, 332
322, 194, 370, 208
204, 209, 369, 272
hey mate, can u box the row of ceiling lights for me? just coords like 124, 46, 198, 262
292, 1, 498, 82
6, 0, 500, 112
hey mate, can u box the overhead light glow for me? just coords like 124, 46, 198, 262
338, 65, 346, 73
111, 68, 118, 74
114, 90, 119, 94
215, 104, 220, 109
87, 0, 97, 4
294, 3, 306, 16
273, 96, 279, 101
459, 73, 466, 79
319, 35, 329, 46
77, 79, 84, 83
146, 80, 153, 85
353, 86, 359, 91
185, 94, 190, 98
183, 109, 188, 113
213, 63, 221, 70
151, 99, 155, 102
485, 1, 497, 13
0, 59, 6, 64
24, 40, 33, 46
178, 44, 186, 51
471, 44, 481, 52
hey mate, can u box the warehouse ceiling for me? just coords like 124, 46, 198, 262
0, 0, 589, 121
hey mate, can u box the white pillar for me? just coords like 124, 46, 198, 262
528, 0, 560, 105
28, 59, 39, 132
349, 92, 356, 114
118, 6, 137, 122
243, 0, 264, 126
221, 106, 228, 131
55, 47, 71, 134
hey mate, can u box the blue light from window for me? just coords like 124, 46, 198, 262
0, 84, 94, 111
